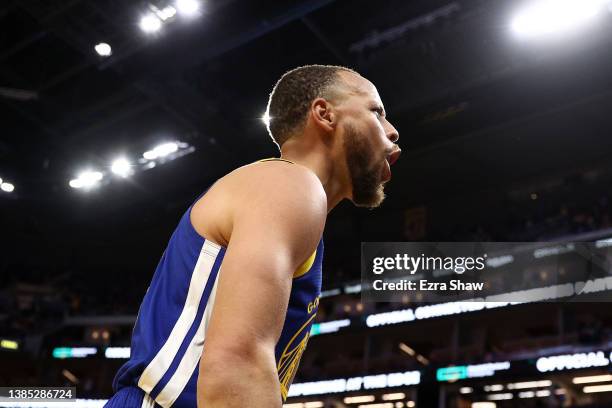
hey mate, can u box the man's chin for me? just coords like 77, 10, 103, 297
351, 185, 386, 208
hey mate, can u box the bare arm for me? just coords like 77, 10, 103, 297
197, 166, 326, 407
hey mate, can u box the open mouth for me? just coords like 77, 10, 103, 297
382, 148, 401, 182
387, 148, 402, 166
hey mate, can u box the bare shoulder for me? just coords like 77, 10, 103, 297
191, 160, 327, 247
229, 161, 328, 226
235, 160, 326, 203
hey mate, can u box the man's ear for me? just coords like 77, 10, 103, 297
310, 98, 336, 132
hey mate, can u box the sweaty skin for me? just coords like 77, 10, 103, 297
193, 71, 400, 408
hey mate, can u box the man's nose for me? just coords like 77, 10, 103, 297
385, 121, 399, 144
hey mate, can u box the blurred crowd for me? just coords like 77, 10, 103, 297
2, 190, 612, 340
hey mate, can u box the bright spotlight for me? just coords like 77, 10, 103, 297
69, 179, 83, 189
143, 142, 179, 160
157, 6, 177, 20
261, 111, 271, 127
111, 158, 132, 177
511, 0, 609, 38
70, 171, 103, 189
1, 182, 14, 193
143, 150, 157, 160
155, 142, 178, 156
176, 0, 200, 16
140, 14, 162, 33
94, 43, 112, 57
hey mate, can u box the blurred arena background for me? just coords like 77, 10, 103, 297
3, 0, 612, 407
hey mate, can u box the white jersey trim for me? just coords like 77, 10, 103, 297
138, 240, 221, 400
141, 393, 155, 408
155, 266, 221, 406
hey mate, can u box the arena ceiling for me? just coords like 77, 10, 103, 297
2, 0, 612, 213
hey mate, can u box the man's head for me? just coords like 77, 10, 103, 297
266, 65, 356, 148
266, 65, 400, 208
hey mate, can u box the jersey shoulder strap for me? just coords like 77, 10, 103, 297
258, 157, 295, 164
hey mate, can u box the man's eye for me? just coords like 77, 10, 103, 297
372, 108, 383, 117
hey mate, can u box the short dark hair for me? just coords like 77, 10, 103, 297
266, 65, 358, 148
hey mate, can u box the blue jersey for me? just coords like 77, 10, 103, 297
113, 181, 323, 407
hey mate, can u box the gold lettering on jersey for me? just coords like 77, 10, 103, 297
277, 313, 317, 401
307, 295, 320, 314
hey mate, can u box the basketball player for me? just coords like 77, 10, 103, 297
105, 65, 400, 407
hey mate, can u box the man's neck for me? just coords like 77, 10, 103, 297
280, 141, 347, 213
